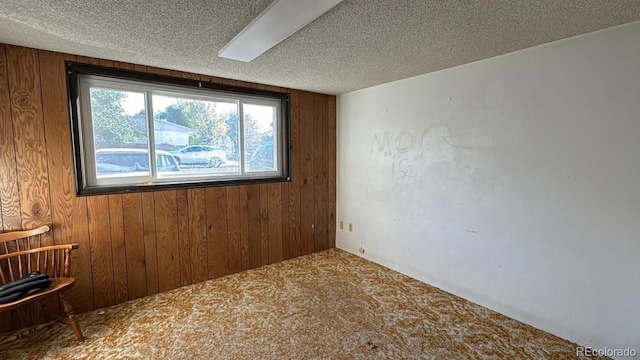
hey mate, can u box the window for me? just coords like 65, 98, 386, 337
67, 63, 289, 195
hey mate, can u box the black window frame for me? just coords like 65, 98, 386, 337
66, 62, 290, 196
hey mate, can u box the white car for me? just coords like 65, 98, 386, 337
172, 145, 227, 168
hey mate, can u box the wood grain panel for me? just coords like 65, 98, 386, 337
260, 184, 269, 266
0, 44, 21, 334
281, 182, 290, 260
205, 187, 227, 279
287, 90, 301, 259
322, 94, 330, 250
7, 45, 55, 328
268, 183, 283, 264
6, 46, 53, 233
177, 189, 191, 286
247, 185, 261, 268
0, 45, 22, 233
38, 50, 94, 314
189, 188, 208, 283
154, 190, 180, 292
134, 64, 147, 72
76, 56, 99, 65
122, 193, 147, 300
327, 95, 337, 247
299, 91, 315, 256
322, 94, 331, 250
108, 194, 128, 304
226, 187, 241, 274
69, 195, 94, 309
141, 192, 159, 295
239, 186, 250, 270
313, 93, 326, 252
87, 195, 115, 309
171, 70, 199, 81
222, 74, 238, 86
98, 59, 112, 67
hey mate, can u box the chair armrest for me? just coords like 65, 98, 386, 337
0, 244, 78, 261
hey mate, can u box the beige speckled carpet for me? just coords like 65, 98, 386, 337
0, 248, 600, 359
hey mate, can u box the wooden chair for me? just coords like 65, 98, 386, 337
0, 225, 84, 342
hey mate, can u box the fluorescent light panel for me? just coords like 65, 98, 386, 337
218, 0, 343, 62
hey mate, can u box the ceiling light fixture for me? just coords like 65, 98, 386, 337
218, 0, 343, 62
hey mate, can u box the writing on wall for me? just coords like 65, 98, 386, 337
369, 127, 454, 184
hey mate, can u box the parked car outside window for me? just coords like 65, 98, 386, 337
96, 148, 181, 177
172, 145, 227, 168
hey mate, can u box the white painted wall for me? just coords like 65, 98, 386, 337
337, 21, 640, 354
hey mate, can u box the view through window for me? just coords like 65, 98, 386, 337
68, 64, 289, 194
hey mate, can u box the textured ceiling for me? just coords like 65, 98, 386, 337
1, 0, 639, 95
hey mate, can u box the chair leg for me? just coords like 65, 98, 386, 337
59, 293, 84, 341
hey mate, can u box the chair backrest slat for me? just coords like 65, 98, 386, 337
17, 244, 23, 279
44, 249, 49, 276
52, 250, 56, 278
4, 242, 15, 282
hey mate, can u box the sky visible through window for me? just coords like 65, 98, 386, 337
121, 92, 274, 131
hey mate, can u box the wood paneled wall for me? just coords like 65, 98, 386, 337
0, 44, 336, 333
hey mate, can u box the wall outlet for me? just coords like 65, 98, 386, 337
349, 223, 353, 232
339, 221, 344, 230
358, 247, 365, 254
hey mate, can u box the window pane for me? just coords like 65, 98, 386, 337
70, 64, 289, 195
152, 95, 240, 175
90, 88, 148, 178
244, 103, 277, 172
95, 149, 150, 178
